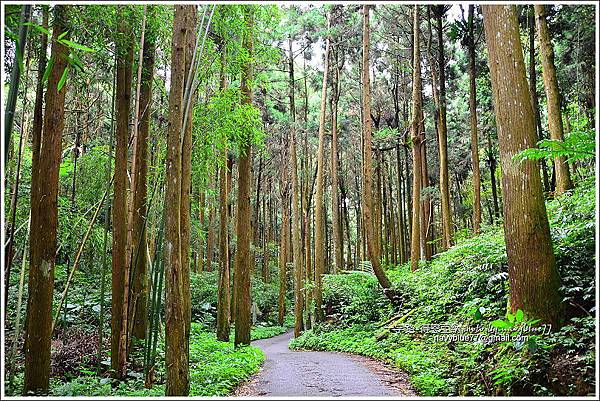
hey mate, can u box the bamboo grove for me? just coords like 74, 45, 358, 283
2, 3, 596, 397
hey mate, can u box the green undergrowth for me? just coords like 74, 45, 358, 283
8, 322, 267, 397
291, 180, 596, 397
251, 324, 288, 340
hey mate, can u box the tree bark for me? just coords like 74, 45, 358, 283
483, 4, 562, 327
278, 183, 289, 327
164, 5, 195, 395
180, 6, 196, 354
23, 5, 67, 394
362, 5, 395, 300
410, 5, 423, 272
111, 7, 133, 380
198, 191, 205, 271
330, 43, 343, 273
234, 6, 254, 347
216, 40, 231, 342
528, 7, 551, 193
130, 6, 156, 340
313, 11, 331, 322
395, 145, 407, 263
467, 5, 482, 235
534, 4, 573, 195
434, 6, 453, 249
288, 37, 305, 336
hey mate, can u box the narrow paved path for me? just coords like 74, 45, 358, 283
235, 331, 415, 397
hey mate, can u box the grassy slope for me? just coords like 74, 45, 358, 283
291, 180, 596, 396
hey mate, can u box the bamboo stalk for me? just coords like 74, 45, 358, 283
51, 173, 115, 335
7, 214, 31, 390
97, 64, 116, 373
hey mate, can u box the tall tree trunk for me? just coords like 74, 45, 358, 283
164, 5, 195, 395
419, 109, 432, 260
434, 7, 453, 249
395, 145, 406, 263
483, 4, 562, 327
10, 6, 47, 316
278, 184, 289, 327
288, 37, 305, 336
198, 191, 205, 271
313, 11, 331, 322
330, 45, 343, 274
374, 150, 383, 259
23, 5, 67, 394
130, 7, 156, 340
180, 6, 196, 355
410, 5, 423, 272
528, 7, 551, 193
362, 5, 395, 300
206, 180, 215, 272
234, 6, 254, 347
303, 162, 313, 330
112, 7, 133, 380
534, 5, 573, 195
216, 41, 231, 342
262, 196, 270, 282
467, 5, 482, 235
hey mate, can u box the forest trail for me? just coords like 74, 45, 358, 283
234, 331, 415, 397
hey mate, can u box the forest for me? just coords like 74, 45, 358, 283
1, 2, 597, 398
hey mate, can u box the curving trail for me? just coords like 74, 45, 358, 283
234, 330, 415, 397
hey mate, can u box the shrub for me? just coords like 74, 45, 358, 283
293, 179, 596, 397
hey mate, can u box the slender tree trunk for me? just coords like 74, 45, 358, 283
206, 184, 215, 272
278, 185, 288, 327
313, 12, 331, 322
330, 46, 343, 274
198, 192, 205, 271
4, 45, 31, 311
433, 7, 453, 249
487, 131, 500, 220
164, 5, 195, 395
374, 150, 383, 259
262, 196, 270, 282
468, 5, 482, 235
528, 7, 551, 193
216, 41, 231, 342
419, 110, 432, 260
303, 162, 313, 330
111, 7, 133, 380
483, 4, 562, 328
180, 7, 196, 355
395, 145, 407, 263
362, 5, 395, 300
234, 6, 254, 347
288, 37, 305, 336
534, 4, 573, 195
410, 5, 423, 272
23, 6, 67, 394
130, 7, 156, 340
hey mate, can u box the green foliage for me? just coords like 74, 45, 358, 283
322, 272, 392, 325
292, 180, 596, 396
250, 325, 287, 340
515, 109, 595, 164
547, 179, 596, 317
40, 323, 264, 397
189, 271, 282, 327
